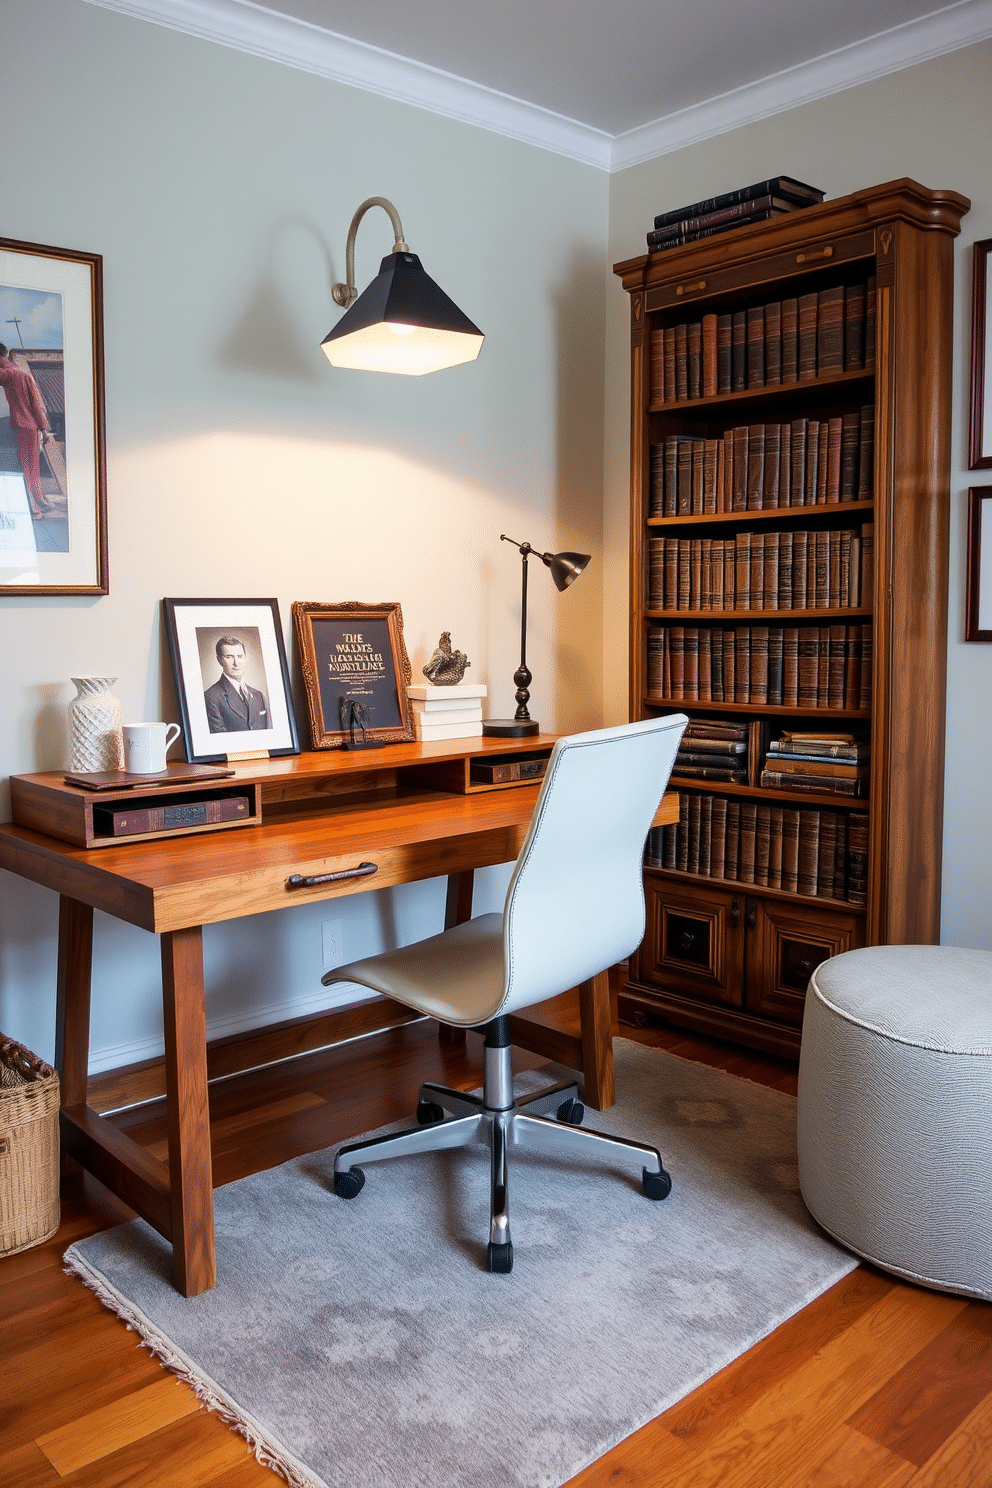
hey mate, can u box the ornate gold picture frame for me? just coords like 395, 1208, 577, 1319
292, 600, 414, 748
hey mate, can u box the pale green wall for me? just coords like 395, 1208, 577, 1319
604, 41, 992, 951
0, 0, 608, 1064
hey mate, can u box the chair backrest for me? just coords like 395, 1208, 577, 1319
497, 714, 687, 1017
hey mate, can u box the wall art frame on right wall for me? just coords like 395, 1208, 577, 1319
965, 487, 992, 641
970, 238, 992, 470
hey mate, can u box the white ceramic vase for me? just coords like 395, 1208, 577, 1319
68, 676, 124, 772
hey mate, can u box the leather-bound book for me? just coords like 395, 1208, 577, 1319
764, 300, 782, 386
663, 821, 678, 870
669, 626, 685, 698
690, 537, 703, 608
717, 437, 727, 511
817, 624, 831, 705
814, 530, 830, 608
702, 313, 719, 397
839, 530, 852, 608
664, 326, 677, 400
828, 625, 847, 708
754, 804, 772, 886
817, 811, 837, 897
797, 809, 820, 895
724, 542, 736, 610
829, 531, 842, 607
717, 313, 733, 394
698, 626, 712, 699
763, 421, 781, 508
649, 442, 666, 516
833, 813, 848, 898
859, 623, 873, 710
687, 793, 702, 873
780, 423, 792, 506
805, 420, 820, 507
749, 532, 764, 610
735, 626, 751, 703
650, 328, 666, 403
711, 617, 724, 698
711, 796, 728, 880
767, 627, 784, 705
816, 422, 830, 505
747, 424, 765, 510
865, 276, 877, 368
846, 812, 869, 905
791, 419, 808, 505
678, 540, 691, 609
848, 533, 861, 607
732, 425, 749, 510
645, 826, 663, 867
858, 405, 875, 498
703, 439, 720, 514
698, 794, 713, 875
663, 436, 679, 516
763, 532, 779, 609
700, 540, 712, 612
767, 806, 784, 889
647, 630, 664, 694
722, 433, 734, 514
746, 306, 765, 387
750, 624, 770, 703
735, 531, 751, 609
738, 802, 758, 884
817, 285, 845, 374
725, 800, 741, 880
688, 320, 702, 400
797, 627, 819, 706
826, 416, 843, 503
861, 522, 874, 604
723, 628, 736, 698
778, 531, 794, 608
844, 283, 866, 370
732, 311, 747, 391
677, 438, 693, 515
677, 792, 690, 871
843, 627, 862, 710
648, 537, 665, 607
675, 323, 689, 400
711, 537, 725, 611
691, 442, 705, 514
792, 531, 809, 608
840, 412, 860, 500
798, 292, 819, 381
781, 808, 801, 892
664, 537, 679, 611
781, 297, 799, 383
683, 627, 700, 700
651, 177, 824, 228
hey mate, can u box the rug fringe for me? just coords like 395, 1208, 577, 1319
63, 1245, 330, 1488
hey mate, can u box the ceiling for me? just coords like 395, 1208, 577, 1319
85, 0, 992, 168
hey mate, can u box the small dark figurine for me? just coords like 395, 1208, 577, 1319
422, 632, 471, 685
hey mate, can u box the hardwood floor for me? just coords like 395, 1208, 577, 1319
3, 1000, 990, 1487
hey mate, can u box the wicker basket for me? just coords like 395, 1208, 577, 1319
0, 1036, 60, 1256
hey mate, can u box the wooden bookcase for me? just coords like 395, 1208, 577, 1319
614, 179, 969, 1058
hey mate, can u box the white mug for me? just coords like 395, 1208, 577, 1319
123, 721, 181, 774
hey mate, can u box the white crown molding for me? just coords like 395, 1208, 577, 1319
80, 0, 614, 169
611, 0, 992, 171
83, 0, 992, 174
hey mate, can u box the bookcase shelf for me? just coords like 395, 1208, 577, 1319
616, 178, 968, 1059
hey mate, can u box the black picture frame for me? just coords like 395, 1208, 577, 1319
970, 239, 992, 471
0, 236, 108, 594
292, 600, 414, 748
965, 487, 992, 642
164, 597, 300, 762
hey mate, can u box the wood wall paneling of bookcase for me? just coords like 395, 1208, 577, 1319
614, 179, 969, 1058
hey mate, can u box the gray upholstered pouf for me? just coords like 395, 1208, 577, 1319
797, 944, 992, 1301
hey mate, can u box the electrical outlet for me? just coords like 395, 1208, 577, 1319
322, 917, 343, 969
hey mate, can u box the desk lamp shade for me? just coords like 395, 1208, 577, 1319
321, 250, 484, 375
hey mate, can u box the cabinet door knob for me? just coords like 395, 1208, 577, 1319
678, 928, 698, 952
730, 899, 741, 928
746, 898, 758, 930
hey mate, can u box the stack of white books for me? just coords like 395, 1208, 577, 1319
408, 682, 487, 741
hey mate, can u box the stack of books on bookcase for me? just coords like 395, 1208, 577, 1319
649, 524, 873, 611
673, 721, 748, 783
649, 276, 874, 401
649, 411, 874, 516
649, 624, 871, 708
760, 731, 869, 797
645, 798, 868, 905
646, 176, 824, 256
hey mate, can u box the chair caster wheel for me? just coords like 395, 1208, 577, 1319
416, 1099, 445, 1125
642, 1165, 672, 1201
334, 1166, 366, 1199
556, 1097, 584, 1125
486, 1241, 514, 1274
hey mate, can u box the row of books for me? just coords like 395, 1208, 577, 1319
647, 525, 874, 613
650, 280, 875, 404
646, 176, 824, 255
648, 624, 873, 709
674, 720, 749, 784
760, 731, 869, 799
649, 411, 874, 517
645, 796, 868, 905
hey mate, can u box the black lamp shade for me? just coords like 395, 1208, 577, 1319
546, 550, 591, 591
321, 252, 484, 375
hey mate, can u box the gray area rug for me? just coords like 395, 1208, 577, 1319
65, 1040, 856, 1488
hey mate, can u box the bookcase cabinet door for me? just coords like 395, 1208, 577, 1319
743, 895, 865, 1027
636, 876, 746, 1008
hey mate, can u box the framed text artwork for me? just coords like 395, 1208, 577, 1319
965, 488, 992, 642
293, 601, 414, 748
0, 237, 108, 594
970, 239, 992, 470
163, 597, 300, 762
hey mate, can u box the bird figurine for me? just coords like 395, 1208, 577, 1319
422, 632, 471, 685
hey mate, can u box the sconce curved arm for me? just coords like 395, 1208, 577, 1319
332, 197, 409, 308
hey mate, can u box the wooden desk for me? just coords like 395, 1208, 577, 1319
0, 737, 678, 1296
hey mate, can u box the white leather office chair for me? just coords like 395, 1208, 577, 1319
321, 715, 688, 1272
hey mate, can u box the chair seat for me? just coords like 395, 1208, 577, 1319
323, 912, 505, 1026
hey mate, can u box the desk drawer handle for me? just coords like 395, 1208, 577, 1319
287, 862, 378, 890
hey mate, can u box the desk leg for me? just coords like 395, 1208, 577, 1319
578, 969, 615, 1111
55, 897, 94, 1174
438, 871, 474, 1046
161, 926, 216, 1297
